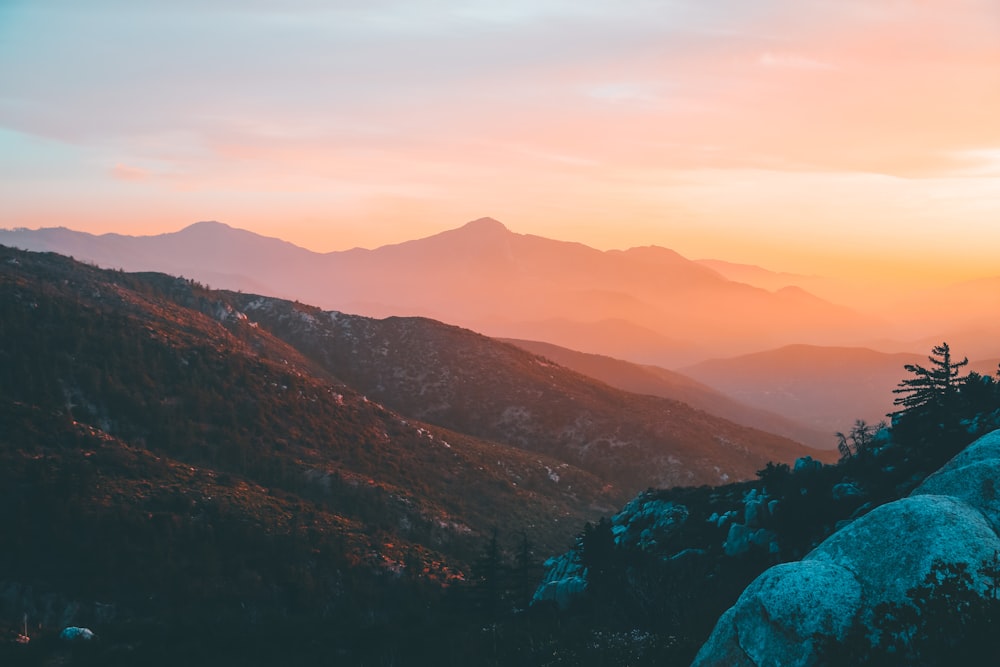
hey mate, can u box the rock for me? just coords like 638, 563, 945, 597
727, 561, 862, 667
831, 481, 862, 501
610, 496, 688, 549
60, 626, 95, 641
693, 429, 1000, 666
720, 489, 778, 556
809, 494, 1000, 604
743, 491, 768, 528
913, 431, 1000, 533
793, 456, 822, 473
723, 523, 777, 557
533, 575, 587, 609
534, 494, 692, 608
532, 553, 587, 609
722, 523, 750, 557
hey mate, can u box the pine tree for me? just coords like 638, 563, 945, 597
577, 517, 620, 608
835, 419, 884, 460
511, 530, 539, 609
472, 527, 505, 618
891, 342, 968, 418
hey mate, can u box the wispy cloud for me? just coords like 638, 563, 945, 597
757, 52, 836, 70
111, 163, 150, 182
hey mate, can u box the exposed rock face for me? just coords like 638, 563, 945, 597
611, 497, 688, 550
722, 488, 779, 557
693, 429, 1000, 667
534, 493, 692, 608
533, 553, 587, 609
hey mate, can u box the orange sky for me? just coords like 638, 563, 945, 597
1, 0, 999, 285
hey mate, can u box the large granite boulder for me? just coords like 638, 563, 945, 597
693, 429, 1000, 667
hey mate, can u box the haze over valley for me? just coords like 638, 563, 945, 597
5, 218, 997, 447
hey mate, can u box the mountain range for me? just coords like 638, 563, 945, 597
0, 218, 885, 367
3, 223, 997, 664
6, 218, 997, 446
681, 345, 1000, 435
0, 245, 819, 573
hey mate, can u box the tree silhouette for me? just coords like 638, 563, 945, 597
891, 342, 968, 417
472, 527, 505, 618
835, 419, 885, 460
890, 342, 970, 452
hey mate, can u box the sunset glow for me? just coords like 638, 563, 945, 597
2, 0, 999, 283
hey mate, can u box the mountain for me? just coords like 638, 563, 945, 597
695, 259, 831, 294
681, 345, 1000, 437
0, 219, 881, 366
0, 243, 825, 662
0, 245, 620, 600
0, 243, 820, 566
502, 338, 833, 449
215, 292, 823, 492
682, 345, 928, 434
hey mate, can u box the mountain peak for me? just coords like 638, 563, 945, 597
178, 220, 235, 234
460, 217, 509, 234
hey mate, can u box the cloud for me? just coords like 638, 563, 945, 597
111, 163, 150, 181
758, 52, 836, 70
948, 148, 1000, 176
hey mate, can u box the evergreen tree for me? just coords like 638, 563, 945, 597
577, 517, 623, 616
472, 527, 505, 618
835, 419, 884, 460
511, 530, 540, 609
891, 342, 968, 417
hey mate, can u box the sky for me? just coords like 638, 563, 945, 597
2, 0, 999, 284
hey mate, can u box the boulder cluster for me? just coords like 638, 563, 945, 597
693, 429, 1000, 666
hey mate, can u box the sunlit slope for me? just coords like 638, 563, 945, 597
220, 292, 823, 491
0, 245, 616, 569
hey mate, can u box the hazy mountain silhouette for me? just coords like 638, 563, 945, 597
694, 258, 832, 294
0, 218, 882, 367
682, 345, 929, 434
504, 338, 832, 449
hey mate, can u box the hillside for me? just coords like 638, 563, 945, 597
4, 244, 995, 665
0, 246, 628, 640
216, 291, 821, 492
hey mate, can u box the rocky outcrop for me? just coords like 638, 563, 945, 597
693, 429, 1000, 667
722, 488, 779, 557
533, 493, 691, 608
611, 496, 688, 551
532, 553, 587, 609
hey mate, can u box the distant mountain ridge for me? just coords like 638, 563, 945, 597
503, 338, 832, 449
0, 219, 881, 366
682, 345, 928, 433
